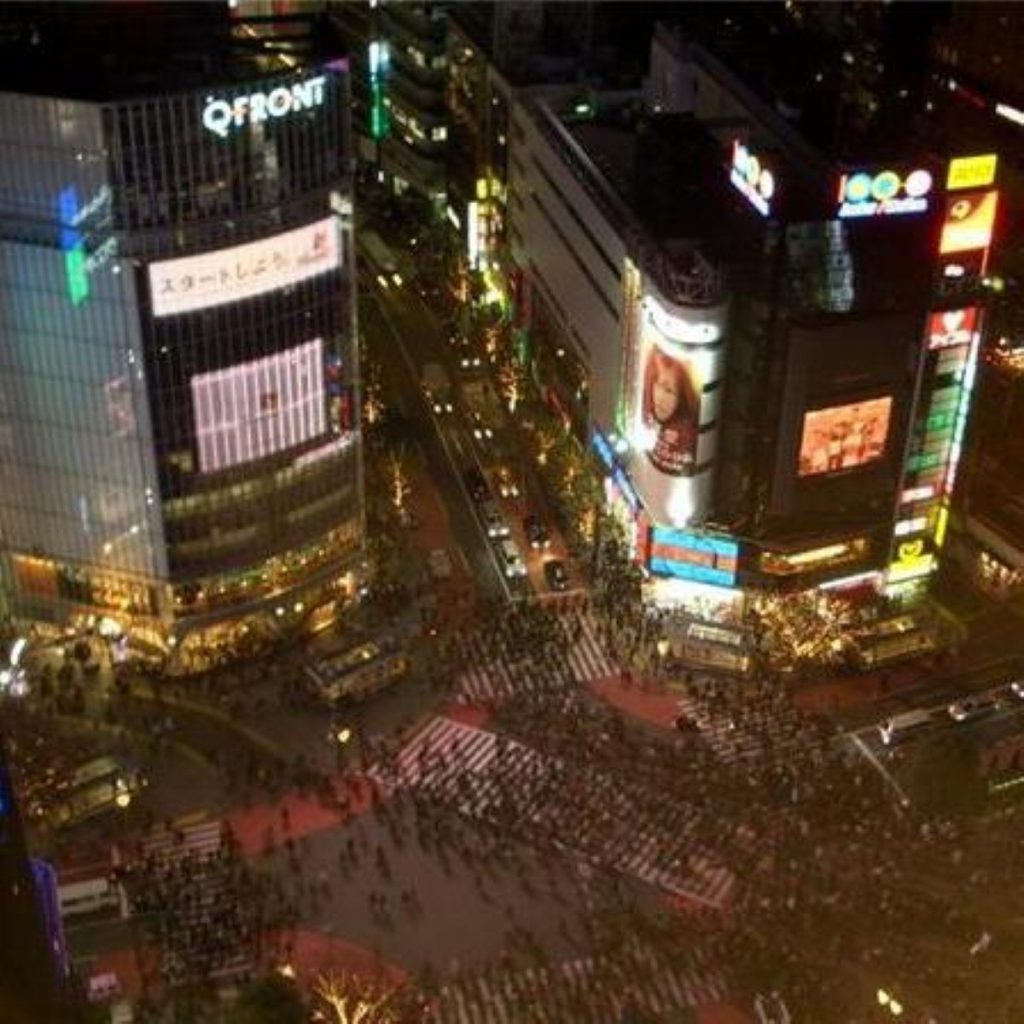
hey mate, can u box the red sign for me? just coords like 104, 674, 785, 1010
928, 307, 980, 351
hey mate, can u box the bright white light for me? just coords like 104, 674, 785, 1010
996, 102, 1024, 126
9, 637, 27, 667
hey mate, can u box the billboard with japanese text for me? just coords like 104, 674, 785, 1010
148, 218, 340, 317
190, 338, 326, 473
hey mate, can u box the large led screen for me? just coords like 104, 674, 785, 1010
797, 397, 892, 477
149, 218, 340, 317
191, 338, 326, 473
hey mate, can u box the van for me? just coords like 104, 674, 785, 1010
878, 709, 933, 746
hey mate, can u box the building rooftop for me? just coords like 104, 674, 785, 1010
0, 2, 347, 101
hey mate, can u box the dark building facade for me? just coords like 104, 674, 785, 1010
0, 8, 362, 654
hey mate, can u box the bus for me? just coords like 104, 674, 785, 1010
359, 230, 398, 275
51, 758, 146, 828
309, 640, 408, 706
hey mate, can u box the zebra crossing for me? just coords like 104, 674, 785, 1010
457, 614, 616, 705
675, 694, 828, 766
139, 818, 223, 864
433, 948, 727, 1023
371, 716, 735, 908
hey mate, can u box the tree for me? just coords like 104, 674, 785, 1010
496, 354, 527, 413
384, 447, 412, 514
226, 974, 307, 1024
312, 970, 402, 1024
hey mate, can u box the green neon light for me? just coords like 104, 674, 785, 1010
65, 246, 89, 306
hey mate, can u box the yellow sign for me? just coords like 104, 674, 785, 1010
946, 154, 998, 192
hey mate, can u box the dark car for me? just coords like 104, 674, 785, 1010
464, 467, 490, 503
523, 514, 550, 550
543, 559, 568, 592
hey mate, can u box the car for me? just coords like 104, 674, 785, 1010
497, 539, 527, 579
470, 414, 494, 443
495, 466, 520, 499
1009, 680, 1024, 701
523, 514, 550, 550
543, 559, 568, 592
878, 709, 933, 746
459, 354, 483, 371
463, 467, 490, 503
947, 694, 1001, 723
479, 500, 510, 539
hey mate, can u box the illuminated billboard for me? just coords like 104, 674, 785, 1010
729, 140, 775, 217
649, 527, 739, 586
946, 154, 997, 192
191, 338, 326, 473
927, 307, 979, 351
149, 218, 340, 317
798, 396, 893, 477
836, 168, 933, 219
627, 295, 726, 528
939, 191, 998, 255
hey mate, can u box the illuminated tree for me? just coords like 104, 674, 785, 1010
496, 355, 526, 413
312, 971, 401, 1024
385, 448, 412, 512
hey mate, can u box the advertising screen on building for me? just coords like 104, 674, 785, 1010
191, 338, 326, 473
149, 218, 340, 317
928, 307, 979, 350
649, 527, 739, 586
798, 397, 893, 477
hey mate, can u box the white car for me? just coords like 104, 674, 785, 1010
947, 694, 1000, 723
497, 539, 527, 578
479, 501, 509, 539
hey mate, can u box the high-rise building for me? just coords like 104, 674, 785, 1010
0, 5, 363, 657
507, 21, 1000, 667
329, 1, 449, 208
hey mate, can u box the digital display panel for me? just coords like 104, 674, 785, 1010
149, 218, 340, 317
649, 527, 739, 586
798, 397, 893, 477
836, 168, 933, 219
190, 338, 326, 473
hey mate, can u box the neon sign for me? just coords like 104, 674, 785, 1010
946, 154, 997, 192
202, 75, 327, 138
836, 168, 933, 219
939, 190, 998, 255
729, 140, 774, 217
927, 307, 979, 350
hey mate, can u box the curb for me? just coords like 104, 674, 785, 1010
128, 686, 290, 762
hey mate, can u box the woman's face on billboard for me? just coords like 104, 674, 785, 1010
651, 361, 680, 423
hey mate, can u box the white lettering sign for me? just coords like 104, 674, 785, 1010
148, 218, 340, 317
643, 297, 721, 346
202, 75, 327, 138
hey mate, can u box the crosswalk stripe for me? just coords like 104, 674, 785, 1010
375, 715, 734, 909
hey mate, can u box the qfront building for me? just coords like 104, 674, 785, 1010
0, 11, 362, 655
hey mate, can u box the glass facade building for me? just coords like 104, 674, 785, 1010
0, 61, 363, 645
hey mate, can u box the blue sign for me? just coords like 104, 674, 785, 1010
649, 526, 739, 586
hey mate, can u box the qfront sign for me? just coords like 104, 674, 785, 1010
836, 168, 933, 219
202, 75, 327, 138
